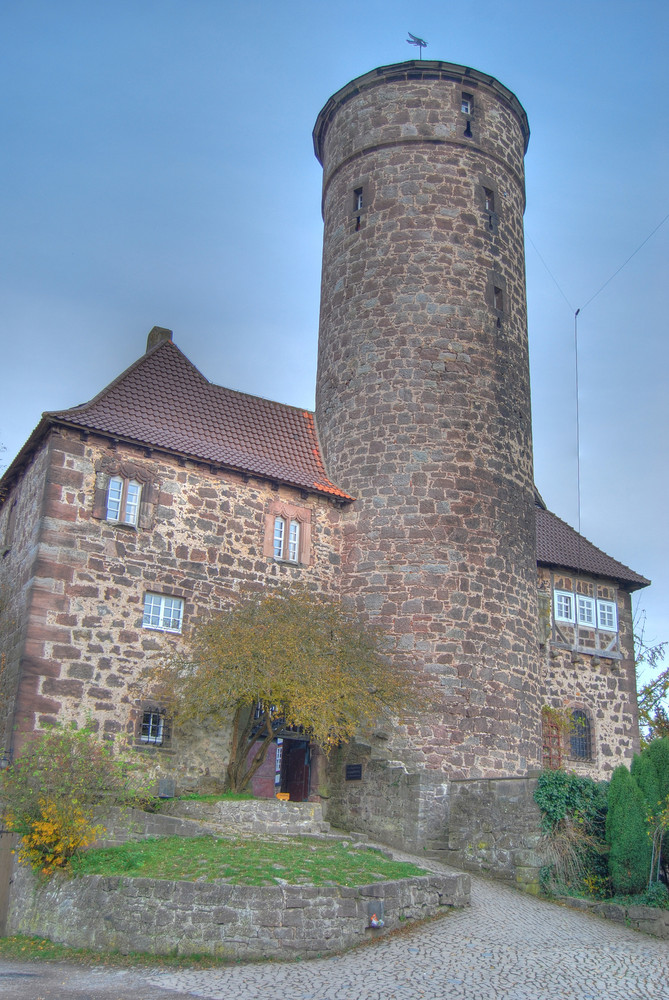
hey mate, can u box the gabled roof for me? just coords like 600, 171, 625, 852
6, 339, 353, 502
0, 337, 651, 590
536, 505, 649, 591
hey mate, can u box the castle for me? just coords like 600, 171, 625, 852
0, 61, 648, 867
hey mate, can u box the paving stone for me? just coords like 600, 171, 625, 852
137, 857, 669, 999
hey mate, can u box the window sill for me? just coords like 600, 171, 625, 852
550, 642, 622, 661
142, 624, 182, 634
133, 743, 175, 755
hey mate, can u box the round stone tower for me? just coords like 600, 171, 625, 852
313, 61, 541, 777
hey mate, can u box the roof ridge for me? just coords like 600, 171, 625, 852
207, 380, 315, 417
47, 340, 208, 420
537, 506, 649, 588
22, 338, 353, 502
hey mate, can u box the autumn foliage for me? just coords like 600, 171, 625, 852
155, 588, 414, 792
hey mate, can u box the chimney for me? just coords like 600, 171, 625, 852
146, 326, 173, 352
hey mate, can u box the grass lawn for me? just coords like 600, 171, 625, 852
0, 935, 248, 968
71, 835, 428, 886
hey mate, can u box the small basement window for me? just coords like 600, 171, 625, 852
139, 708, 170, 746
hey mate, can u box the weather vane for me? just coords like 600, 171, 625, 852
406, 32, 428, 59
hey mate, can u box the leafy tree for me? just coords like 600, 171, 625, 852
0, 723, 152, 874
635, 610, 668, 747
606, 764, 652, 894
155, 587, 415, 793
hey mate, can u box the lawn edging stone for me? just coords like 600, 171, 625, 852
556, 895, 669, 939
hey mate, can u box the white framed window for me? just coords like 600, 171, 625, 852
576, 595, 596, 627
354, 187, 363, 211
484, 187, 495, 212
106, 476, 142, 526
273, 516, 300, 562
461, 92, 473, 114
597, 599, 618, 631
554, 590, 574, 623
142, 593, 183, 633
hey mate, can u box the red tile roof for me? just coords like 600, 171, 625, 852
0, 340, 650, 590
49, 340, 353, 501
536, 506, 649, 590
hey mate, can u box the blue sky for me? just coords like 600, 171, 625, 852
1, 0, 667, 671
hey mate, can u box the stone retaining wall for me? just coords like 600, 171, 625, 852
160, 797, 332, 836
558, 895, 669, 940
95, 806, 220, 846
7, 864, 469, 959
437, 777, 543, 891
327, 768, 543, 891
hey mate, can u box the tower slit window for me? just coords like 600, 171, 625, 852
353, 187, 363, 231
494, 286, 504, 311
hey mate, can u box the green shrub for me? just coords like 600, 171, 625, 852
631, 748, 661, 813
641, 738, 669, 803
534, 769, 607, 833
606, 765, 652, 894
535, 770, 608, 894
1, 723, 153, 874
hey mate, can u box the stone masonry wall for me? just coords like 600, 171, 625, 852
439, 777, 542, 891
538, 566, 640, 779
314, 62, 541, 779
7, 862, 469, 959
0, 440, 51, 757
325, 745, 450, 852
7, 427, 343, 789
326, 756, 542, 891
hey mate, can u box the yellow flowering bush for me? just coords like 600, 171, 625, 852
16, 798, 104, 875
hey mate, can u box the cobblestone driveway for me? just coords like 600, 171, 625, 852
1, 867, 668, 999
147, 870, 669, 1000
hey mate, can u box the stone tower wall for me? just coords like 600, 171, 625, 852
314, 62, 541, 777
